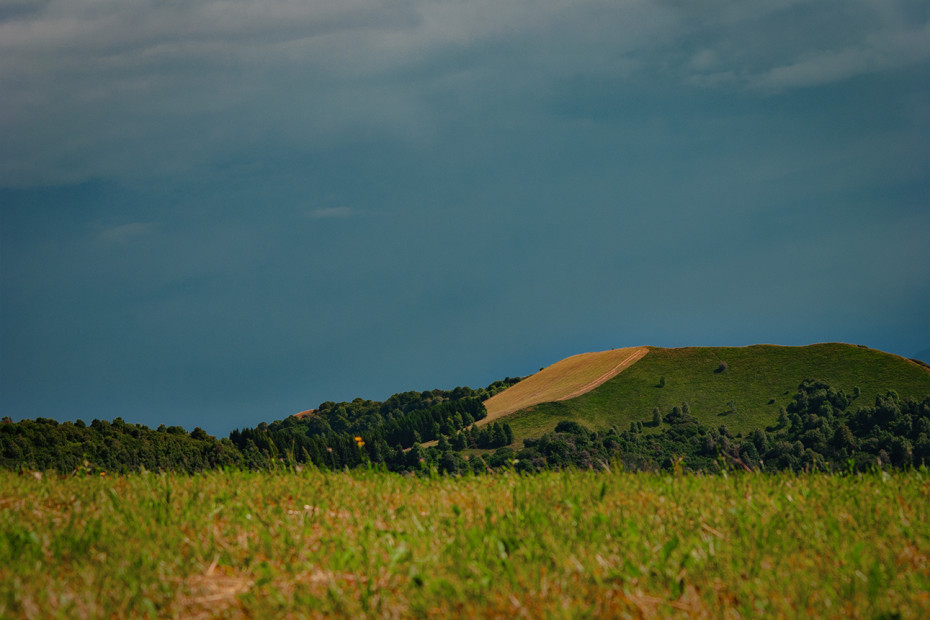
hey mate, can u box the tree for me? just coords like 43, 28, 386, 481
830, 424, 855, 454
652, 408, 662, 426
890, 436, 913, 468
491, 423, 508, 447
406, 443, 426, 469
664, 406, 684, 425
439, 450, 462, 475
503, 423, 514, 445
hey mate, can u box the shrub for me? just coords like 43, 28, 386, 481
554, 420, 586, 435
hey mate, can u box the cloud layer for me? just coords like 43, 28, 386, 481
1, 0, 928, 435
3, 0, 927, 186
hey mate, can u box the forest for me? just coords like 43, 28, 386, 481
2, 377, 929, 475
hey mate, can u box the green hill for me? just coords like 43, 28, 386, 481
499, 343, 930, 442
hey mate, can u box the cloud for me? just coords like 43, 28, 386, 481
1, 0, 928, 188
671, 1, 930, 94
748, 20, 930, 93
95, 221, 158, 244
306, 206, 352, 220
0, 0, 691, 186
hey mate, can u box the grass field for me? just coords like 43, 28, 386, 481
502, 343, 930, 442
2, 468, 928, 619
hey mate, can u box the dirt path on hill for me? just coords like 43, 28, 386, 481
554, 347, 649, 401
477, 346, 649, 426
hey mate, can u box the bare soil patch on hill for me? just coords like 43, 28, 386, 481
480, 346, 649, 425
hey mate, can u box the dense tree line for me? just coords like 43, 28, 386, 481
3, 377, 927, 475
226, 382, 508, 471
0, 416, 242, 474
0, 378, 522, 474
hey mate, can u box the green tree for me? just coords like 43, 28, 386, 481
503, 423, 514, 445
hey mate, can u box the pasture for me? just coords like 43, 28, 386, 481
1, 468, 927, 618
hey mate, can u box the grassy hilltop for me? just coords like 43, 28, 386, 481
498, 343, 930, 442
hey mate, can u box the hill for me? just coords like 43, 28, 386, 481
496, 343, 930, 442
481, 346, 648, 424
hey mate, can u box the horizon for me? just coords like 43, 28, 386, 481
5, 341, 928, 439
2, 1, 929, 438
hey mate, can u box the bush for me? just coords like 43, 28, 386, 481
554, 420, 587, 435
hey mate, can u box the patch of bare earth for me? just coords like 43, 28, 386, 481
171, 561, 253, 619
480, 346, 649, 425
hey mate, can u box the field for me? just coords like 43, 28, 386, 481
2, 468, 928, 619
481, 347, 648, 423
503, 343, 930, 441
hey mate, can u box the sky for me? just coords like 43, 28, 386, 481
2, 0, 929, 437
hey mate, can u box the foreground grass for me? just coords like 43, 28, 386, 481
1, 469, 928, 619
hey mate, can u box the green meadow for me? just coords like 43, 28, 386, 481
2, 468, 928, 619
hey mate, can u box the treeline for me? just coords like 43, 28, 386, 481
3, 377, 928, 475
0, 417, 242, 474
227, 390, 500, 472
0, 377, 522, 474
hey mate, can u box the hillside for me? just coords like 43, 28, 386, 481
481, 346, 648, 424
495, 343, 930, 442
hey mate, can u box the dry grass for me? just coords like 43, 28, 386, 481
481, 346, 649, 424
1, 469, 928, 619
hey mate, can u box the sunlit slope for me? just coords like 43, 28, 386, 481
481, 346, 648, 425
496, 343, 930, 440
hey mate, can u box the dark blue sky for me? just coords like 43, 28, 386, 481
2, 0, 929, 437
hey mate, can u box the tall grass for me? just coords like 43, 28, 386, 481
1, 468, 927, 618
